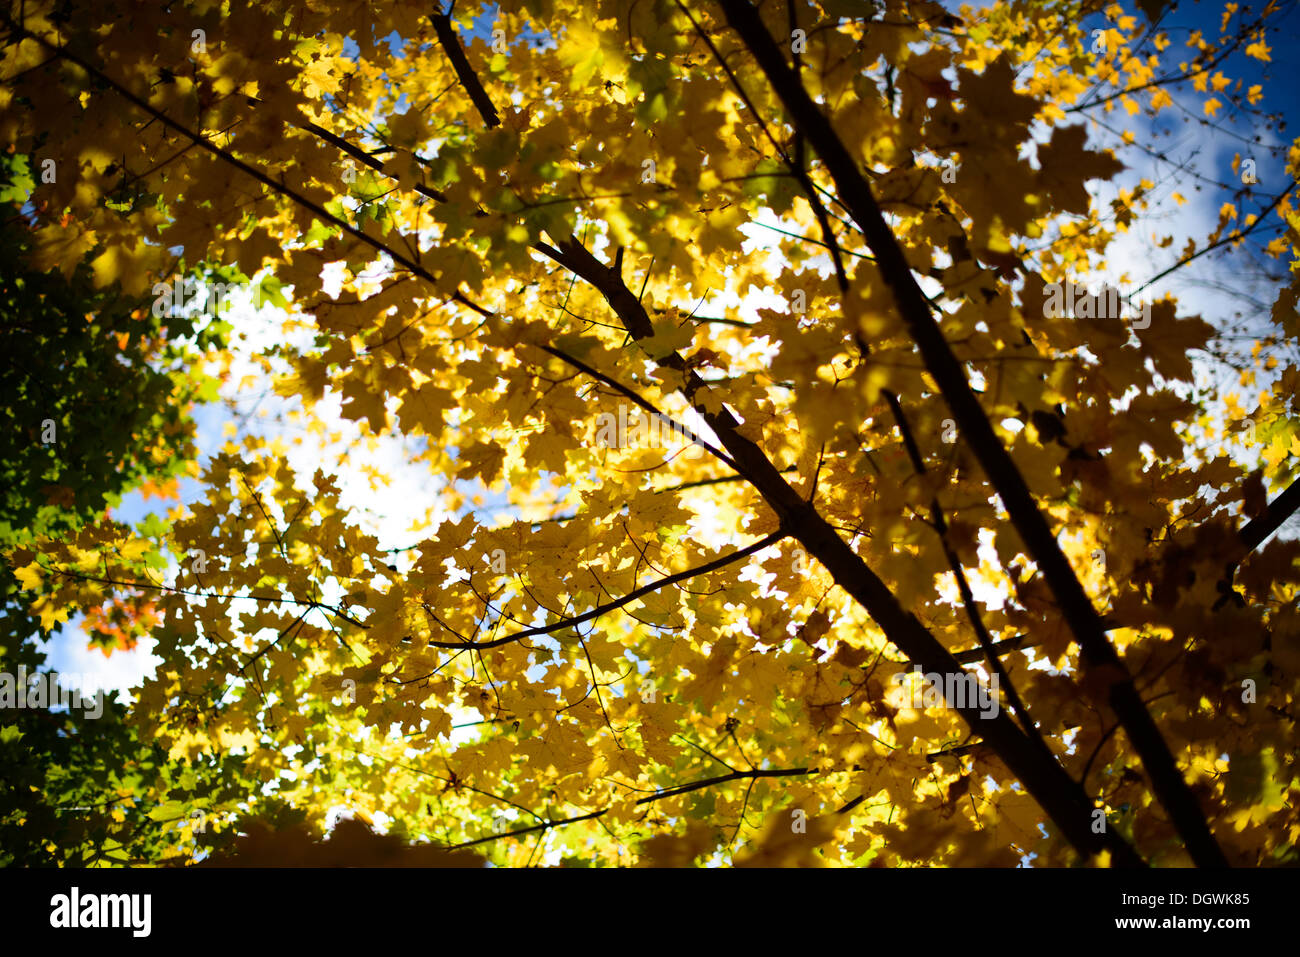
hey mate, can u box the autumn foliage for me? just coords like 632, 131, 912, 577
2, 0, 1299, 867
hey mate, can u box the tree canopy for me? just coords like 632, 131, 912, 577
0, 150, 251, 865
2, 0, 1299, 867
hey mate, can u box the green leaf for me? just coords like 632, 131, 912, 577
254, 274, 289, 310
0, 725, 25, 744
147, 800, 188, 823
743, 158, 798, 217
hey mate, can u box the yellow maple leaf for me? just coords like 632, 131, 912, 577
13, 563, 42, 591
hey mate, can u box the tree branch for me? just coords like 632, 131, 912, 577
1215, 475, 1300, 606
883, 389, 1049, 752
540, 228, 1144, 865
243, 92, 451, 203
438, 766, 812, 850
535, 341, 739, 471
1238, 475, 1300, 555
425, 531, 784, 649
714, 0, 1224, 868
430, 10, 501, 129
4, 17, 491, 318
1131, 180, 1296, 297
